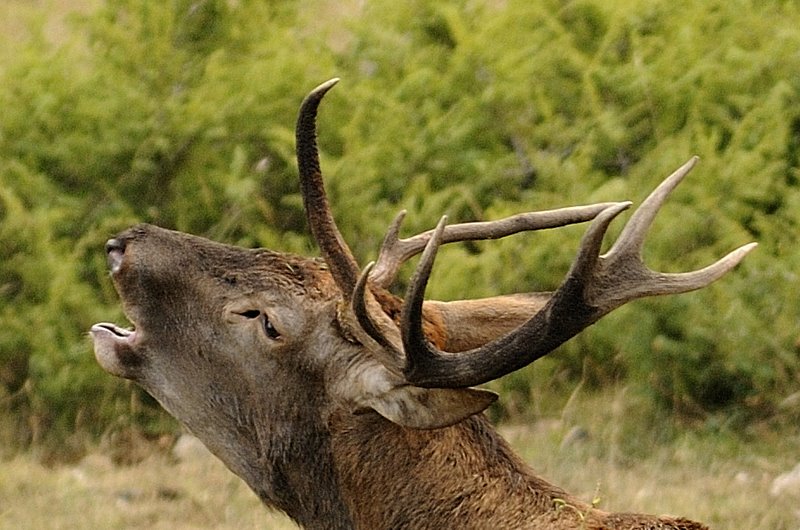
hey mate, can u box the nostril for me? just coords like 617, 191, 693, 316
106, 238, 126, 273
105, 238, 126, 254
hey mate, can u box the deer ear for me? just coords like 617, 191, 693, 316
339, 353, 497, 429
364, 386, 497, 429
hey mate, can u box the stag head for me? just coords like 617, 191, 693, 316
91, 79, 754, 528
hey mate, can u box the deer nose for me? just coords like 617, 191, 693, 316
105, 238, 126, 273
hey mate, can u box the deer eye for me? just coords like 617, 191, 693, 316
263, 316, 280, 340
235, 309, 280, 339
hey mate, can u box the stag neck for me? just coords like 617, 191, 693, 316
203, 382, 356, 529
239, 414, 354, 529
324, 411, 708, 530
326, 411, 595, 529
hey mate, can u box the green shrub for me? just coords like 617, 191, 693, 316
1, 0, 798, 450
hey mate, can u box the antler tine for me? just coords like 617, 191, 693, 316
401, 160, 756, 389
296, 78, 360, 297
602, 242, 757, 303
567, 202, 633, 281
353, 262, 405, 360
605, 156, 697, 259
588, 157, 757, 304
370, 203, 619, 288
370, 210, 408, 288
401, 216, 449, 379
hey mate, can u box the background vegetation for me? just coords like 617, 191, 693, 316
1, 0, 798, 457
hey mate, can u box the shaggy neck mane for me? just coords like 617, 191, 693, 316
251, 403, 587, 530
326, 411, 580, 530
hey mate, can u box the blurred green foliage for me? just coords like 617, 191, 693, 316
1, 0, 798, 450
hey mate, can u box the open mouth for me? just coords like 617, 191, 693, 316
91, 234, 147, 378
90, 322, 142, 378
92, 322, 134, 338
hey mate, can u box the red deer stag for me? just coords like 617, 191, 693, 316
91, 79, 755, 529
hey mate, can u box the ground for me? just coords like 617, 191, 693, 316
1, 412, 798, 529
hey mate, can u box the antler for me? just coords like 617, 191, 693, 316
397, 157, 756, 388
297, 78, 613, 299
369, 203, 618, 288
297, 81, 755, 390
296, 78, 360, 297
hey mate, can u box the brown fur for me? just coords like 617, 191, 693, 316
91, 223, 710, 530
329, 411, 708, 530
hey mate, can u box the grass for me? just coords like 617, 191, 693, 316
501, 423, 800, 529
0, 2, 797, 529
1, 389, 798, 529
0, 442, 294, 530
499, 388, 800, 529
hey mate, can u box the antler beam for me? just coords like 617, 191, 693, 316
299, 81, 755, 391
